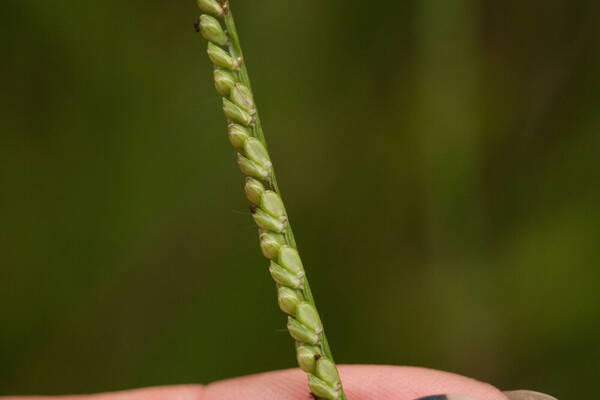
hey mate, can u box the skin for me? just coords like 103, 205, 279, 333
1, 365, 509, 400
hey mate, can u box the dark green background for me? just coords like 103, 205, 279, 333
2, 1, 599, 398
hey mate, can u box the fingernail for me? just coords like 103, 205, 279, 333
503, 390, 558, 400
413, 395, 482, 400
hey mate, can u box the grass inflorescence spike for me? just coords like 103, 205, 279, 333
194, 1, 346, 399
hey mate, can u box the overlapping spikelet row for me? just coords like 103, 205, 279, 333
195, 1, 344, 399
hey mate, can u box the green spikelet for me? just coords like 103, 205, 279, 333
199, 15, 228, 46
207, 42, 236, 70
214, 69, 235, 96
196, 0, 223, 17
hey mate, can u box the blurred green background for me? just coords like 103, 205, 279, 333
2, 0, 599, 398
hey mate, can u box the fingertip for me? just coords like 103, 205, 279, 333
2, 366, 508, 400
202, 365, 508, 400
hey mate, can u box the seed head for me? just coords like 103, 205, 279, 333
287, 316, 320, 345
237, 153, 269, 180
199, 15, 228, 46
207, 42, 236, 70
259, 231, 285, 260
196, 5, 346, 398
214, 69, 235, 97
277, 286, 302, 315
196, 0, 223, 17
270, 262, 304, 289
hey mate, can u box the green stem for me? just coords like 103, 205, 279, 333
223, 7, 344, 400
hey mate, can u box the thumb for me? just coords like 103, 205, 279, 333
202, 365, 508, 400
1, 365, 508, 400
